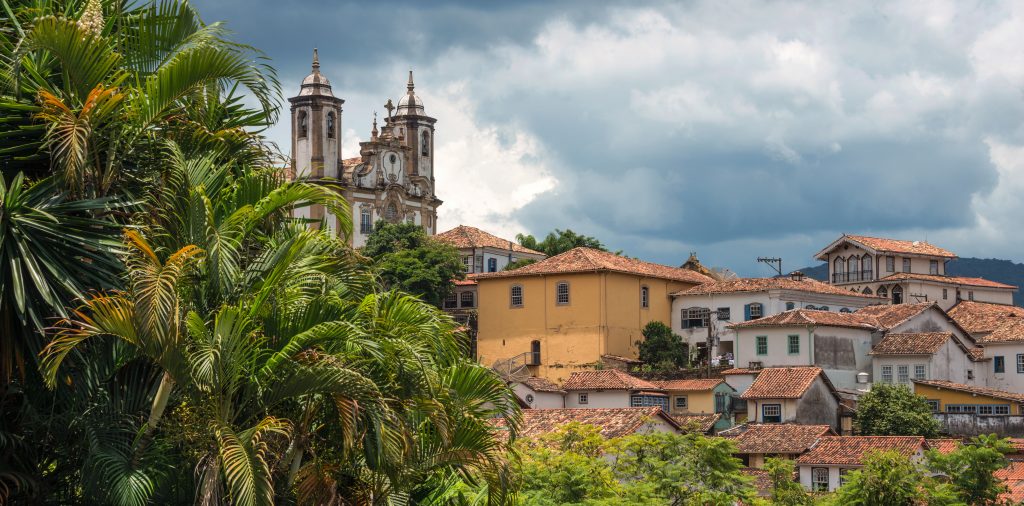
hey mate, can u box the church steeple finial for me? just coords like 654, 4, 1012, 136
407, 70, 415, 93
312, 48, 320, 73
371, 111, 379, 141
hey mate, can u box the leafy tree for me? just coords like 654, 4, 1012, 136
637, 321, 689, 370
827, 450, 961, 506
926, 434, 1011, 505
855, 383, 940, 438
519, 423, 623, 505
364, 221, 465, 307
517, 228, 608, 256
504, 257, 538, 271
763, 457, 813, 506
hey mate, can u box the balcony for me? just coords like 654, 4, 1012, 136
831, 270, 874, 283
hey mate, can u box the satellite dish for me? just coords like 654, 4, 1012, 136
492, 357, 531, 384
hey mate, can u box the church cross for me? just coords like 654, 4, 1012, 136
384, 99, 395, 119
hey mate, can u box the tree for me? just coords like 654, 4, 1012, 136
637, 321, 689, 370
504, 257, 538, 271
364, 221, 465, 307
926, 434, 1012, 505
828, 450, 959, 506
763, 457, 812, 506
855, 383, 940, 438
516, 228, 609, 256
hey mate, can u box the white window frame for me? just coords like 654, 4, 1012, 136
717, 307, 731, 320
762, 403, 781, 422
510, 285, 524, 308
460, 291, 474, 308
443, 292, 457, 309
555, 281, 570, 305
749, 303, 763, 319
578, 393, 588, 405
675, 396, 688, 409
641, 286, 649, 309
914, 364, 926, 380
881, 365, 893, 383
812, 468, 829, 492
897, 365, 909, 384
930, 260, 939, 275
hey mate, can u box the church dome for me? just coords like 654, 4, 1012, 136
298, 49, 334, 97
395, 70, 424, 116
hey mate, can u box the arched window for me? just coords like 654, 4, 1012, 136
510, 285, 523, 307
487, 258, 498, 272
641, 286, 650, 309
891, 285, 903, 304
556, 281, 570, 305
460, 291, 474, 308
421, 130, 430, 156
862, 254, 873, 280
385, 203, 398, 222
847, 256, 859, 280
862, 287, 873, 295
443, 292, 457, 309
298, 110, 308, 138
877, 286, 888, 299
833, 257, 845, 283
530, 340, 541, 365
359, 207, 372, 234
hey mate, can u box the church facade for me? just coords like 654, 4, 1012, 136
288, 49, 441, 247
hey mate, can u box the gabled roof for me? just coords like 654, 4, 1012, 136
652, 378, 727, 391
721, 424, 835, 454
434, 225, 544, 255
561, 369, 661, 391
669, 413, 721, 434
913, 380, 1024, 403
869, 332, 957, 356
980, 319, 1024, 343
473, 247, 714, 284
854, 302, 936, 329
728, 309, 882, 331
519, 377, 565, 393
996, 462, 1024, 503
926, 439, 963, 455
948, 300, 1024, 334
674, 276, 884, 299
508, 407, 681, 439
878, 272, 1017, 290
740, 367, 831, 400
797, 436, 926, 465
815, 234, 956, 260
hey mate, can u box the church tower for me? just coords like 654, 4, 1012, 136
386, 71, 437, 191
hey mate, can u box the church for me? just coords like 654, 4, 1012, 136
288, 49, 441, 247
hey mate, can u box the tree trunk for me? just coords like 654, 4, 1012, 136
132, 370, 174, 464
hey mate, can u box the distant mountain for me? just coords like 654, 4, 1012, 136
796, 258, 1024, 306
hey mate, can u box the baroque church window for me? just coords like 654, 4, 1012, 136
385, 203, 398, 222
360, 207, 372, 234
421, 130, 430, 156
298, 110, 308, 138
327, 111, 335, 138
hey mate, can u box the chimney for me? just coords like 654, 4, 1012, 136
790, 271, 805, 281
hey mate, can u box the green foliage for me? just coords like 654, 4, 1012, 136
637, 321, 689, 370
516, 228, 609, 256
855, 383, 940, 438
364, 221, 465, 307
926, 434, 1011, 505
827, 450, 960, 506
763, 458, 813, 506
504, 257, 537, 271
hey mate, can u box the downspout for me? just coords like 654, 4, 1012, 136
808, 325, 816, 366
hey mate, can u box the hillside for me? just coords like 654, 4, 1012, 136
797, 258, 1024, 306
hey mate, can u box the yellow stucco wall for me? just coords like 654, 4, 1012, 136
476, 271, 696, 382
913, 383, 1024, 414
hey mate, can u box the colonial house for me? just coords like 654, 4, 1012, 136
947, 301, 1024, 392
796, 436, 927, 492
512, 377, 565, 409
490, 406, 682, 440
869, 332, 980, 387
947, 300, 1024, 341
652, 378, 736, 431
720, 423, 835, 468
671, 273, 885, 358
814, 234, 1016, 310
561, 369, 667, 409
474, 247, 713, 382
913, 380, 1024, 415
737, 367, 841, 430
435, 225, 545, 274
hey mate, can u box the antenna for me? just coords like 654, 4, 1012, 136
757, 257, 783, 276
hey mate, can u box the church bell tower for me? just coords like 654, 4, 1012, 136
288, 49, 344, 181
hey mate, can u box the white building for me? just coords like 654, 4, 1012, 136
796, 436, 927, 492
948, 300, 1024, 392
511, 377, 565, 409
560, 369, 668, 410
434, 225, 546, 274
868, 332, 979, 387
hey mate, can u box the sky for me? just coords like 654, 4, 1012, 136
193, 0, 1024, 276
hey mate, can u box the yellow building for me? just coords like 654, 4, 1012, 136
912, 379, 1024, 415
474, 247, 712, 382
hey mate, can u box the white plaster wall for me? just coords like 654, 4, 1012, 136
322, 110, 340, 179
512, 384, 564, 409
734, 325, 873, 390
745, 398, 798, 423
872, 340, 974, 385
724, 374, 756, 396
564, 390, 631, 408
984, 342, 1024, 391
418, 125, 432, 178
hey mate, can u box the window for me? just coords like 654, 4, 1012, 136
788, 335, 800, 355
641, 286, 649, 309
530, 340, 541, 365
891, 285, 903, 304
1017, 354, 1024, 373
897, 365, 909, 384
712, 307, 728, 321
578, 393, 588, 405
715, 392, 729, 413
460, 291, 474, 308
462, 256, 471, 272
421, 130, 430, 156
839, 469, 852, 487
326, 111, 335, 138
863, 287, 873, 295
555, 282, 570, 305
444, 293, 457, 309
756, 336, 768, 356
886, 256, 895, 272
675, 396, 688, 409
877, 286, 888, 299
812, 468, 829, 492
833, 257, 845, 275
847, 256, 858, 279
745, 303, 763, 321
487, 258, 498, 273
510, 285, 523, 307
385, 203, 398, 222
682, 307, 710, 329
298, 110, 308, 138
360, 208, 372, 234
903, 258, 911, 273
914, 364, 926, 380
630, 395, 669, 410
996, 405, 1011, 415
930, 260, 938, 275
995, 356, 1005, 374
926, 400, 939, 413
762, 404, 782, 423
943, 288, 948, 300
969, 291, 975, 301
968, 370, 975, 380
785, 302, 795, 310
862, 255, 873, 279
881, 365, 893, 383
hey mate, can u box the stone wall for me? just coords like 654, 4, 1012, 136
935, 414, 1024, 437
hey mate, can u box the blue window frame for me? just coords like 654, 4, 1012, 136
487, 258, 498, 272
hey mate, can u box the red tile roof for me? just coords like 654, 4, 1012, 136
728, 309, 882, 331
797, 436, 926, 465
878, 272, 1017, 290
677, 277, 884, 299
948, 300, 1024, 334
508, 407, 680, 439
740, 367, 827, 399
997, 462, 1024, 503
854, 302, 936, 329
722, 368, 763, 375
670, 413, 721, 433
741, 468, 779, 498
473, 247, 714, 284
722, 424, 834, 454
653, 378, 725, 391
913, 380, 1024, 403
453, 278, 478, 286
816, 234, 957, 259
435, 225, 544, 255
978, 319, 1024, 343
926, 439, 963, 455
561, 369, 661, 391
869, 332, 954, 356
520, 377, 565, 393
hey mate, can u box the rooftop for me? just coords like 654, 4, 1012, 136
913, 380, 1024, 404
652, 378, 725, 391
473, 247, 714, 284
520, 376, 565, 393
926, 438, 963, 455
797, 436, 925, 465
815, 234, 957, 260
721, 424, 834, 454
434, 225, 543, 255
878, 272, 1017, 290
948, 300, 1024, 334
561, 369, 661, 391
669, 413, 721, 433
728, 309, 882, 331
869, 332, 955, 356
980, 319, 1024, 343
740, 367, 828, 400
676, 276, 884, 299
508, 407, 679, 439
854, 302, 936, 329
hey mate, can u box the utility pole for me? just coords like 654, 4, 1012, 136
757, 257, 783, 276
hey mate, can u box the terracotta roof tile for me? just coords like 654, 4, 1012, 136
869, 332, 953, 356
652, 378, 724, 391
913, 380, 1024, 403
509, 407, 679, 439
826, 235, 957, 258
948, 301, 1024, 334
520, 377, 565, 393
968, 347, 989, 361
677, 277, 884, 299
453, 278, 478, 286
979, 319, 1024, 343
435, 225, 544, 255
741, 468, 780, 497
669, 413, 721, 433
728, 309, 882, 331
722, 424, 834, 454
998, 462, 1024, 502
878, 272, 1017, 290
797, 436, 925, 465
722, 368, 762, 375
740, 367, 826, 399
473, 247, 714, 284
926, 439, 963, 455
561, 369, 661, 391
854, 302, 936, 329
